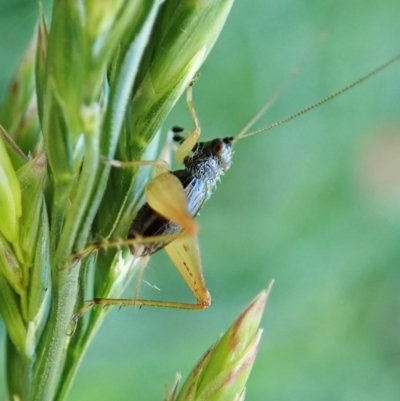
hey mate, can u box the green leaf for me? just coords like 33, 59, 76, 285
0, 134, 22, 244
27, 201, 50, 333
0, 270, 27, 354
0, 35, 40, 155
17, 155, 46, 266
175, 285, 273, 401
35, 4, 49, 128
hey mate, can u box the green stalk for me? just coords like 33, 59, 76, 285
0, 2, 243, 400
54, 125, 100, 265
31, 265, 80, 401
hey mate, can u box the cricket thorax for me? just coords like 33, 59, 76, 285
128, 137, 234, 256
184, 137, 233, 185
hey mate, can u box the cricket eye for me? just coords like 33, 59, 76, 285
212, 139, 225, 155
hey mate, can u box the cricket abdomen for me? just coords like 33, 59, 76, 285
128, 170, 207, 256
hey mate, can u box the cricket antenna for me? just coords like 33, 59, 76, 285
234, 53, 400, 142
234, 65, 301, 140
233, 35, 325, 142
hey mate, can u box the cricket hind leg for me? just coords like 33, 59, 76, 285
69, 292, 209, 334
69, 234, 211, 336
69, 195, 202, 333
72, 261, 209, 330
69, 226, 211, 335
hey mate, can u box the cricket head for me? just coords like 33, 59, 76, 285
197, 136, 234, 173
173, 131, 234, 181
189, 136, 233, 175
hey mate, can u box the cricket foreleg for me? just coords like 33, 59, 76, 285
104, 157, 170, 175
175, 75, 201, 164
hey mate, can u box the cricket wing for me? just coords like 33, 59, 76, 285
174, 170, 208, 218
145, 172, 197, 236
165, 235, 211, 307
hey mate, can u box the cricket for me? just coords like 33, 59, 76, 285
70, 53, 400, 329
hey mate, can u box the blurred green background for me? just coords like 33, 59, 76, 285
1, 0, 400, 400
